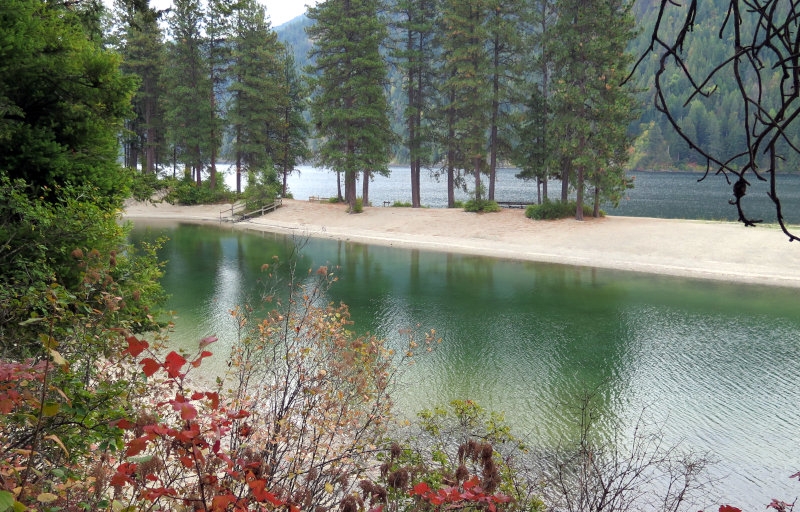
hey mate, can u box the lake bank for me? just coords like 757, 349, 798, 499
123, 198, 800, 288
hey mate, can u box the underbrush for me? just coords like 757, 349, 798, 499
464, 198, 502, 213
525, 199, 599, 220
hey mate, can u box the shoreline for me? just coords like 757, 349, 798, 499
123, 198, 800, 288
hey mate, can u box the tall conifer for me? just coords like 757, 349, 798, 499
307, 0, 393, 212
228, 0, 284, 193
163, 0, 213, 184
439, 0, 491, 202
390, 0, 438, 208
549, 0, 638, 219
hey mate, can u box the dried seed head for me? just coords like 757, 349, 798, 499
390, 442, 402, 459
387, 468, 409, 490
455, 464, 469, 482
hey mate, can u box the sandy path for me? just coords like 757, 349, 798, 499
124, 198, 800, 288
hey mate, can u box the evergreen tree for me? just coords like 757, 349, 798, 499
163, 0, 214, 185
206, 0, 237, 190
228, 0, 284, 193
0, 0, 136, 204
112, 0, 166, 174
390, 0, 438, 208
513, 86, 550, 203
307, 0, 393, 212
549, 0, 638, 220
439, 0, 491, 203
274, 47, 311, 197
485, 0, 524, 201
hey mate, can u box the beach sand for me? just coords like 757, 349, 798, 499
123, 198, 800, 288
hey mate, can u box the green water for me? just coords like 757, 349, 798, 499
130, 220, 800, 507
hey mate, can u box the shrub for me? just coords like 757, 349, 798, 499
127, 169, 169, 202
525, 199, 596, 220
164, 175, 237, 206
328, 196, 342, 203
243, 167, 281, 210
353, 197, 364, 213
464, 199, 502, 213
392, 200, 413, 207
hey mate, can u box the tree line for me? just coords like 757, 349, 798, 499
109, 0, 310, 197
105, 0, 638, 218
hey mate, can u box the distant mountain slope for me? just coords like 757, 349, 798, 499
275, 14, 314, 71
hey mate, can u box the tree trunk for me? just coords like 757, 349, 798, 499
488, 34, 500, 201
474, 157, 482, 202
236, 153, 242, 194
575, 165, 584, 221
407, 21, 421, 208
543, 176, 548, 202
593, 186, 600, 217
346, 170, 356, 212
362, 170, 369, 205
337, 170, 343, 201
561, 158, 569, 202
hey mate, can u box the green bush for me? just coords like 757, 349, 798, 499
327, 197, 342, 203
452, 200, 464, 208
127, 169, 169, 202
164, 175, 236, 205
392, 200, 412, 207
353, 197, 364, 213
464, 198, 502, 213
525, 199, 597, 220
243, 167, 281, 211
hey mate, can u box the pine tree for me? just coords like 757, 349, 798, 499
274, 47, 311, 197
206, 0, 237, 190
390, 0, 438, 208
112, 0, 166, 174
163, 0, 213, 185
549, 0, 638, 220
307, 0, 393, 212
439, 0, 491, 203
228, 0, 284, 194
485, 0, 524, 201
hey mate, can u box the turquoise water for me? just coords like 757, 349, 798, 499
130, 221, 800, 508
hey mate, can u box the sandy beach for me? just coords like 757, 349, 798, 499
124, 198, 800, 288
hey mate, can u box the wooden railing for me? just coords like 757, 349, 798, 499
219, 198, 282, 222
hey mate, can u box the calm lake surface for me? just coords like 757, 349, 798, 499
218, 165, 800, 224
130, 221, 800, 509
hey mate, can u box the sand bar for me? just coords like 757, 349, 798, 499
124, 198, 800, 288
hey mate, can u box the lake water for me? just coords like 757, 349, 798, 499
219, 164, 800, 224
130, 221, 800, 509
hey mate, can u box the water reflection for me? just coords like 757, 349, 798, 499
130, 221, 800, 508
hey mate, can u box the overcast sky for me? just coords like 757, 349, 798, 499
108, 0, 319, 28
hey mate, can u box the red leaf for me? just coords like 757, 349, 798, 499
211, 493, 237, 512
125, 336, 149, 357
411, 482, 430, 496
199, 335, 217, 349
113, 418, 132, 430
719, 506, 743, 512
206, 391, 220, 409
141, 358, 160, 377
463, 476, 480, 491
178, 402, 197, 420
369, 506, 385, 512
179, 456, 194, 468
191, 350, 213, 367
791, 471, 800, 480
163, 351, 187, 378
110, 472, 132, 487
125, 436, 149, 457
191, 391, 204, 400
